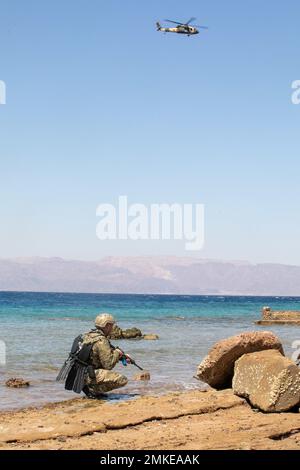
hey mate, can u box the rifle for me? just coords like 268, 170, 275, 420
111, 345, 143, 371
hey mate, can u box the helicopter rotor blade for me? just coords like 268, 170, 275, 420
186, 17, 197, 25
164, 19, 185, 25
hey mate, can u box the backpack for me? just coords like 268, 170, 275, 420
56, 334, 95, 394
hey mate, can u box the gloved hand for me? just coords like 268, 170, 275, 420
114, 347, 133, 366
120, 352, 132, 366
115, 348, 124, 358
124, 354, 132, 364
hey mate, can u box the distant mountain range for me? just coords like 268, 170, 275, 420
0, 256, 300, 296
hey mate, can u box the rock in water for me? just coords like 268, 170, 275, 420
257, 306, 300, 325
143, 334, 159, 340
6, 378, 30, 388
134, 372, 151, 381
233, 349, 300, 412
108, 324, 124, 340
196, 331, 284, 389
122, 328, 142, 339
108, 324, 142, 340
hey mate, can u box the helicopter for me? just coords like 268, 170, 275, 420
156, 17, 208, 36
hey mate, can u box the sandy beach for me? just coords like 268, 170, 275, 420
1, 389, 300, 450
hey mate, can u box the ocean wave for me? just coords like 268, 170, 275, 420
156, 316, 186, 321
47, 317, 90, 322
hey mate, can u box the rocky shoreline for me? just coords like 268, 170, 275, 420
2, 326, 300, 449
1, 388, 300, 450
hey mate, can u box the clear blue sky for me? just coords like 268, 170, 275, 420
0, 0, 299, 264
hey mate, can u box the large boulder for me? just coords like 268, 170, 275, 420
196, 331, 284, 389
233, 349, 300, 412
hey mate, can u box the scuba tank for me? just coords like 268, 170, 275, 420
56, 334, 95, 394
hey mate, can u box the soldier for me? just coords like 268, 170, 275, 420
82, 313, 129, 397
57, 313, 129, 398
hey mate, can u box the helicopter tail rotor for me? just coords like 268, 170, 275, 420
156, 22, 161, 31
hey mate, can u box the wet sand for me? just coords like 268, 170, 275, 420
1, 389, 300, 450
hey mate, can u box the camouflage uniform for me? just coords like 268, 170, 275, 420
82, 330, 128, 395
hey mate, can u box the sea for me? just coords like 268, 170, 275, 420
1, 292, 300, 411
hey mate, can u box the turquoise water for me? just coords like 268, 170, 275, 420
1, 292, 300, 410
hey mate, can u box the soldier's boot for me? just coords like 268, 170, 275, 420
82, 385, 98, 399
